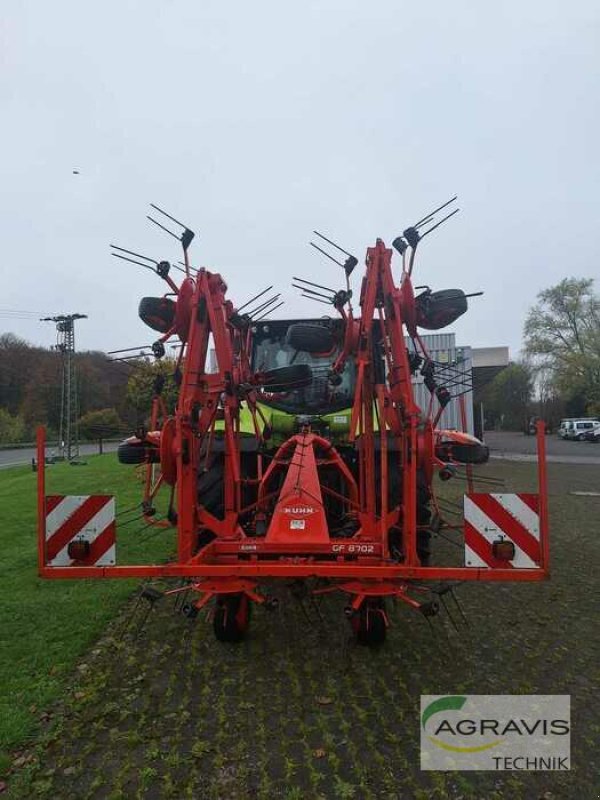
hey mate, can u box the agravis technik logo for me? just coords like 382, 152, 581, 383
420, 695, 570, 771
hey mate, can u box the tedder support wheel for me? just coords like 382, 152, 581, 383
117, 440, 159, 465
352, 599, 387, 646
213, 593, 251, 642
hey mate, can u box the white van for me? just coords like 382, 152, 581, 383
566, 419, 600, 441
558, 418, 577, 438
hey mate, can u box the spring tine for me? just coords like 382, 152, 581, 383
301, 294, 331, 305
313, 230, 354, 258
440, 593, 459, 632
175, 587, 190, 612
254, 301, 284, 321
177, 261, 199, 273
117, 589, 145, 641
424, 613, 436, 637
237, 285, 274, 312
414, 195, 458, 227
134, 604, 154, 639
419, 207, 460, 239
108, 345, 153, 354
117, 513, 148, 527
247, 294, 281, 315
111, 253, 156, 271
293, 276, 337, 293
292, 284, 332, 300
167, 263, 188, 275
308, 593, 325, 624
310, 241, 345, 268
450, 588, 469, 628
149, 203, 188, 229
247, 294, 281, 318
109, 354, 151, 363
147, 215, 180, 240
116, 503, 143, 517
110, 244, 158, 263
415, 215, 435, 230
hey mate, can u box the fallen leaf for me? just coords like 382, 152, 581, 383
63, 766, 76, 776
0, 781, 7, 793
316, 696, 333, 706
313, 748, 327, 759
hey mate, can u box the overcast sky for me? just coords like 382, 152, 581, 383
1, 0, 598, 359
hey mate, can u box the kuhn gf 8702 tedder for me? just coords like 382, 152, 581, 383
36, 198, 549, 645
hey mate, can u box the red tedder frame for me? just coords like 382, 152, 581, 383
37, 227, 550, 628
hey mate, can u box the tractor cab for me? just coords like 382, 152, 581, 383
250, 318, 356, 436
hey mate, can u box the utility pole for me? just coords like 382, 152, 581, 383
41, 313, 87, 460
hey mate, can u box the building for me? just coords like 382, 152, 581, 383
408, 337, 509, 438
471, 346, 510, 438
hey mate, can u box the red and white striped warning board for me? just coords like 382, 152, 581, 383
464, 493, 541, 569
45, 495, 116, 567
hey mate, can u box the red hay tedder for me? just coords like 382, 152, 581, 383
37, 198, 550, 645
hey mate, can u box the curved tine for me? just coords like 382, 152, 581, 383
110, 244, 158, 264
147, 215, 180, 240
107, 345, 153, 354
292, 285, 332, 301
301, 294, 331, 305
313, 230, 354, 258
111, 253, 156, 272
419, 208, 460, 240
309, 242, 344, 268
414, 195, 458, 227
293, 276, 336, 293
237, 286, 273, 312
149, 203, 188, 230
254, 301, 284, 321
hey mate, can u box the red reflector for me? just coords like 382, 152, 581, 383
68, 540, 91, 560
492, 539, 515, 561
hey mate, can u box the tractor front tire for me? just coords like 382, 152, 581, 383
213, 593, 251, 642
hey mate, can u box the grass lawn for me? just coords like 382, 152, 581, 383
0, 455, 174, 774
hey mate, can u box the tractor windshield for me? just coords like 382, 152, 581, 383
251, 319, 355, 415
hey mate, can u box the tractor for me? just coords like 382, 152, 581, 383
36, 198, 550, 646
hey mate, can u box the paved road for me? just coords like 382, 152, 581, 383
484, 430, 600, 465
0, 441, 119, 469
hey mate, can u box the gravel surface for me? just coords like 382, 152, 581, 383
7, 460, 600, 799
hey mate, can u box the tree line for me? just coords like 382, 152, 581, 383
482, 277, 599, 430
0, 333, 177, 444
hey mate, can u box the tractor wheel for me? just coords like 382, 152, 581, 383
352, 599, 387, 646
213, 593, 251, 642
